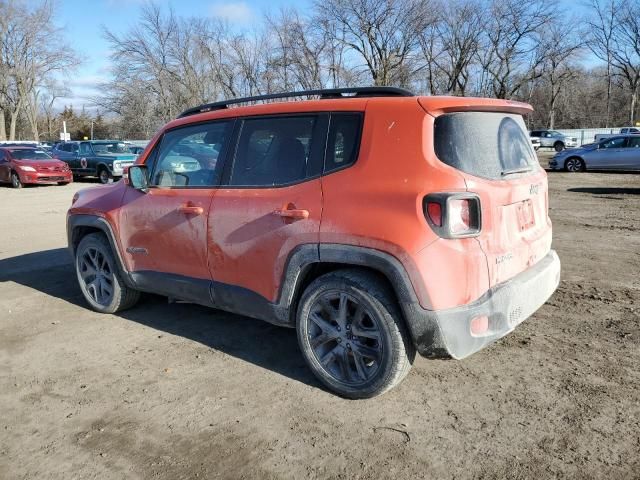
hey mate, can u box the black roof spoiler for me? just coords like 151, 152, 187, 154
177, 86, 415, 118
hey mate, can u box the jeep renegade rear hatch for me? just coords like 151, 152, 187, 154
431, 110, 552, 292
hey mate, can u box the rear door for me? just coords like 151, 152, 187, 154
587, 137, 627, 169
118, 120, 234, 300
621, 136, 640, 170
433, 111, 552, 287
208, 114, 326, 305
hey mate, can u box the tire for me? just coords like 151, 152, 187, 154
554, 141, 565, 152
296, 269, 415, 399
10, 172, 22, 189
564, 157, 585, 172
75, 233, 140, 313
98, 168, 111, 184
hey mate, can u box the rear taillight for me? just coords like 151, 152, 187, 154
423, 193, 481, 238
426, 202, 442, 227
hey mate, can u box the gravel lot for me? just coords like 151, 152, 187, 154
1, 161, 639, 479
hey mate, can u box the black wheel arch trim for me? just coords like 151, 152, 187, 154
67, 214, 135, 288
66, 220, 448, 357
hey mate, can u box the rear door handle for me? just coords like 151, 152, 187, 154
178, 204, 204, 215
273, 204, 309, 221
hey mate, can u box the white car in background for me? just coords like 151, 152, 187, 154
529, 130, 578, 152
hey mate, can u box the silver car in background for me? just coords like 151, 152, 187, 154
530, 130, 578, 152
549, 135, 640, 172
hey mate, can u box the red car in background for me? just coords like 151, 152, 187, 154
0, 146, 73, 188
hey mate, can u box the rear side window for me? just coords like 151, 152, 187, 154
230, 116, 316, 187
434, 112, 537, 180
325, 113, 362, 173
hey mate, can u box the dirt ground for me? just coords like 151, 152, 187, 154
1, 158, 639, 480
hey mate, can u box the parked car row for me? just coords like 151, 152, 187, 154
0, 140, 147, 188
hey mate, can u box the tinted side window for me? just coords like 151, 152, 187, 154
628, 137, 640, 148
324, 113, 362, 174
602, 137, 627, 149
79, 143, 91, 155
230, 116, 316, 186
150, 120, 233, 188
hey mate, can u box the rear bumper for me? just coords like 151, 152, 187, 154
408, 250, 561, 359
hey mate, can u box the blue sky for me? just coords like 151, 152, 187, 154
55, 0, 305, 109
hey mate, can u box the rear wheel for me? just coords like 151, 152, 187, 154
75, 233, 140, 313
554, 141, 565, 152
296, 269, 415, 399
10, 172, 22, 189
565, 157, 585, 172
98, 168, 111, 184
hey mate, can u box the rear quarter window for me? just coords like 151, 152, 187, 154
434, 112, 537, 180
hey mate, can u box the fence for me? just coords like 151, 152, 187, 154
554, 128, 627, 146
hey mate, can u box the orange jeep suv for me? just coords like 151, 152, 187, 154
67, 87, 561, 398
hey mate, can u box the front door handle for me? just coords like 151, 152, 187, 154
178, 204, 204, 215
274, 203, 309, 221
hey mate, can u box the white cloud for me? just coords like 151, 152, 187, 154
210, 1, 254, 23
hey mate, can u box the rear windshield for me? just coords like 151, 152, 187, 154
434, 112, 537, 180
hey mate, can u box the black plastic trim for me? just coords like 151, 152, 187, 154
178, 87, 414, 118
67, 214, 136, 288
423, 192, 482, 239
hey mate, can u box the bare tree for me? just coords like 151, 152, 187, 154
315, 0, 436, 86
419, 0, 485, 95
586, 0, 621, 127
609, 1, 640, 124
478, 0, 553, 99
538, 20, 582, 128
0, 0, 77, 140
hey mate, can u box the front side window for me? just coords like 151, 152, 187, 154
91, 142, 129, 154
79, 143, 92, 155
151, 120, 233, 188
230, 116, 316, 187
601, 137, 627, 149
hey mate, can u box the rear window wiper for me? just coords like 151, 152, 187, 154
501, 166, 533, 177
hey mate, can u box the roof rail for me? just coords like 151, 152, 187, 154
177, 86, 415, 118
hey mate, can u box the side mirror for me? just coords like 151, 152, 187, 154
128, 165, 149, 192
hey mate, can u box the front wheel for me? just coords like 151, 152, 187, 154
98, 168, 111, 184
565, 157, 585, 172
10, 172, 22, 189
296, 269, 415, 399
75, 233, 140, 313
554, 141, 565, 152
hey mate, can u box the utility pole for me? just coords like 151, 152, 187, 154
90, 121, 94, 140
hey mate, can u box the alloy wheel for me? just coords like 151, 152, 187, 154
306, 292, 383, 386
78, 247, 114, 306
566, 158, 582, 172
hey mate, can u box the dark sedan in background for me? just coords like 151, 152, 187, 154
549, 135, 640, 172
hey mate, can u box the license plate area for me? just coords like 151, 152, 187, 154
516, 199, 535, 231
